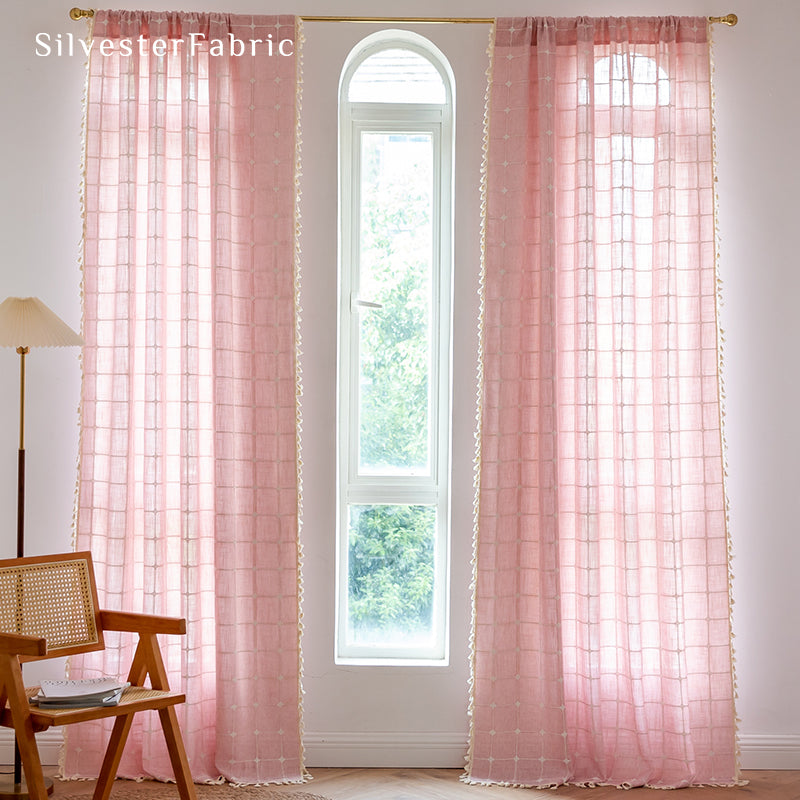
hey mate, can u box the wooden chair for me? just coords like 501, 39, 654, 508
0, 552, 197, 800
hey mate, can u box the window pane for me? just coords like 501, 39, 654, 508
358, 132, 433, 476
346, 504, 437, 649
592, 54, 669, 108
348, 49, 446, 103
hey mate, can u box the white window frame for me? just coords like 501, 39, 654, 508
336, 32, 455, 664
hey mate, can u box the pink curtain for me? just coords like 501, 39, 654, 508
67, 11, 303, 784
467, 17, 738, 789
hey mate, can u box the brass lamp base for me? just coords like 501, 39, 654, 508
0, 777, 54, 798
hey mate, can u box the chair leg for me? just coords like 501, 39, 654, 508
0, 658, 49, 800
12, 724, 49, 800
158, 706, 197, 800
92, 713, 135, 800
138, 633, 196, 799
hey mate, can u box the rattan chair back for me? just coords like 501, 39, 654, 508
0, 552, 104, 660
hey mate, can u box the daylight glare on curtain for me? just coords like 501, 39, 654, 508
467, 17, 738, 788
68, 11, 303, 783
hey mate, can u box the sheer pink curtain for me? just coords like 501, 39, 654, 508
467, 17, 738, 789
66, 11, 303, 784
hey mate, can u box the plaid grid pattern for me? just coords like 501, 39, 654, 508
467, 16, 737, 789
70, 11, 302, 784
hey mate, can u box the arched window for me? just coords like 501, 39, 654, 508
594, 53, 670, 107
337, 32, 454, 663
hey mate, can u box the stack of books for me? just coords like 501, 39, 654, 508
33, 677, 130, 708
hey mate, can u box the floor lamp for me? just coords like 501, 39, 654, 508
0, 297, 83, 798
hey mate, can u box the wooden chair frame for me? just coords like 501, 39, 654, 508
0, 552, 197, 800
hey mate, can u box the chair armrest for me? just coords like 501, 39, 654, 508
0, 631, 47, 657
99, 610, 186, 636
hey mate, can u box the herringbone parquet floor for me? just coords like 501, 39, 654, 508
277, 768, 800, 799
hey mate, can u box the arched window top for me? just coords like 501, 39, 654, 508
598, 53, 669, 107
342, 31, 452, 106
349, 49, 446, 103
588, 54, 670, 108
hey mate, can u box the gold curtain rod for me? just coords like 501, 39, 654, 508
69, 8, 738, 26
300, 16, 493, 23
302, 13, 739, 25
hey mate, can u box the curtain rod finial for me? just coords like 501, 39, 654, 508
710, 13, 738, 26
69, 7, 95, 21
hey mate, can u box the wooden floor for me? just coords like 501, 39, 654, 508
268, 768, 800, 799
27, 766, 800, 799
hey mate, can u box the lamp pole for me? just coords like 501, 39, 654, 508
11, 346, 29, 791
0, 297, 82, 798
16, 346, 28, 559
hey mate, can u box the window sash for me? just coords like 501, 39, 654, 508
337, 93, 453, 663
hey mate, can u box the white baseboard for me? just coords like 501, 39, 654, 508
0, 727, 471, 770
303, 730, 468, 768
0, 729, 62, 766
304, 731, 800, 771
2, 728, 798, 772
739, 735, 800, 770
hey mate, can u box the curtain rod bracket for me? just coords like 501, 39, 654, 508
709, 13, 738, 26
69, 8, 94, 21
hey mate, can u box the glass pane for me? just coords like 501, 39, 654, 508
349, 49, 446, 104
592, 54, 669, 108
358, 132, 433, 475
347, 504, 437, 649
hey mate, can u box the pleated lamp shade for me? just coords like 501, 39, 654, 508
0, 297, 83, 348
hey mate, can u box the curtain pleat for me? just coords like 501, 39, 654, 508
467, 16, 738, 789
68, 11, 303, 784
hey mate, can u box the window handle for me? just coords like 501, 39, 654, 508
351, 296, 383, 311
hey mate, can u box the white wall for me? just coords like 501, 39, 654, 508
1, 0, 797, 770
299, 20, 489, 766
